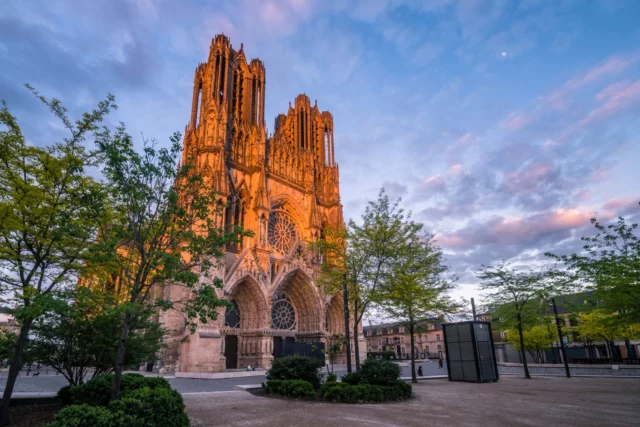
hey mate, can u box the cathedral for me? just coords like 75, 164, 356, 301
159, 34, 362, 373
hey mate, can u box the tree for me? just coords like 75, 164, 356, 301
92, 125, 251, 399
29, 290, 163, 385
506, 324, 554, 364
323, 333, 347, 374
547, 211, 640, 328
378, 233, 458, 383
0, 88, 116, 425
478, 263, 561, 379
314, 189, 421, 370
575, 310, 616, 358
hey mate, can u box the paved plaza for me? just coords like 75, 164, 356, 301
184, 377, 639, 427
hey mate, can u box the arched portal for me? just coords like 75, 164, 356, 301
223, 276, 271, 369
272, 269, 323, 335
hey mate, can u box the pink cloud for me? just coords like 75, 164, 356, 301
448, 164, 463, 174
566, 54, 639, 91
422, 175, 445, 192
581, 79, 640, 126
501, 112, 531, 131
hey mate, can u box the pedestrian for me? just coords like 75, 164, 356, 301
417, 366, 423, 377
438, 356, 443, 369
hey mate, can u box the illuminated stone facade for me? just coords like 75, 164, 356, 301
159, 35, 361, 373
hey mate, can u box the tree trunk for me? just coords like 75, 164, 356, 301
0, 319, 33, 426
410, 324, 417, 384
516, 314, 531, 379
352, 304, 360, 371
111, 313, 133, 400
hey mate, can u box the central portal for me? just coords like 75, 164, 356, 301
224, 335, 238, 369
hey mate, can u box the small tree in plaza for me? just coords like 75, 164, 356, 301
314, 189, 421, 370
92, 125, 251, 399
29, 289, 163, 386
378, 234, 458, 383
0, 88, 116, 425
547, 209, 640, 356
478, 263, 565, 379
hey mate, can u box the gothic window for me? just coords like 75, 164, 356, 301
256, 81, 261, 125
195, 81, 203, 127
324, 126, 329, 164
268, 212, 298, 254
251, 79, 257, 126
213, 54, 220, 98
218, 55, 226, 104
271, 295, 296, 330
225, 300, 240, 328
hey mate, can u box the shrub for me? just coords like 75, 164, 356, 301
266, 356, 324, 389
359, 358, 401, 386
320, 382, 411, 403
325, 373, 337, 383
70, 373, 171, 406
277, 380, 316, 400
45, 404, 115, 427
340, 371, 361, 385
109, 387, 190, 427
57, 385, 72, 405
263, 379, 283, 394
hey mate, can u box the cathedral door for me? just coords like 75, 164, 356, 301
225, 335, 238, 369
272, 336, 283, 359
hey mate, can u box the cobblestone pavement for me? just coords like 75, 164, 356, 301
498, 365, 640, 377
185, 376, 640, 427
0, 361, 447, 394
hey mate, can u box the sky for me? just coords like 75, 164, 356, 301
1, 0, 640, 311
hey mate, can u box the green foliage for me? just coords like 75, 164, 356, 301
547, 212, 640, 327
266, 356, 324, 389
276, 380, 316, 400
69, 373, 170, 407
478, 262, 568, 378
358, 358, 402, 386
0, 330, 17, 368
507, 324, 555, 363
325, 373, 337, 383
108, 387, 190, 427
48, 387, 190, 427
340, 372, 362, 385
46, 404, 116, 427
263, 380, 283, 394
320, 381, 411, 403
0, 88, 117, 421
57, 386, 73, 406
29, 290, 164, 386
91, 121, 252, 398
313, 189, 426, 365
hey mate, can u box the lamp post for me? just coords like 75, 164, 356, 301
343, 273, 352, 373
551, 297, 571, 378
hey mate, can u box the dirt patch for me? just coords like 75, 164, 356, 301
8, 403, 61, 427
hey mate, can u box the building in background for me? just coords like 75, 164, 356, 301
0, 308, 19, 335
364, 318, 445, 360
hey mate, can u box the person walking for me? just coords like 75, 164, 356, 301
438, 356, 444, 369
417, 366, 423, 377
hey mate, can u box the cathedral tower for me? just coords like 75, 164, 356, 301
159, 35, 358, 374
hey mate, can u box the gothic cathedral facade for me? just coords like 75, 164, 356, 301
159, 34, 360, 373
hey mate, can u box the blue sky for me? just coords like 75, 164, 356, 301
2, 0, 640, 307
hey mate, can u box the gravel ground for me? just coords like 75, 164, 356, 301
185, 376, 640, 427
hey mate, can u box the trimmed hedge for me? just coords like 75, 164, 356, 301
340, 372, 361, 385
45, 404, 116, 427
320, 381, 411, 403
266, 356, 324, 389
69, 373, 171, 406
57, 385, 72, 405
109, 387, 190, 427
358, 358, 401, 386
264, 379, 315, 400
325, 373, 337, 383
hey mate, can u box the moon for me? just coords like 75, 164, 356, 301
502, 52, 507, 57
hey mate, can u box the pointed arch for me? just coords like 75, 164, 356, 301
225, 274, 269, 330
271, 268, 323, 333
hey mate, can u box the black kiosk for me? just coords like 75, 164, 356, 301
442, 321, 499, 383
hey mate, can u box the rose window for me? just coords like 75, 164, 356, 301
271, 295, 296, 330
268, 212, 298, 254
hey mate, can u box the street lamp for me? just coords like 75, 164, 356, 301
550, 297, 571, 378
